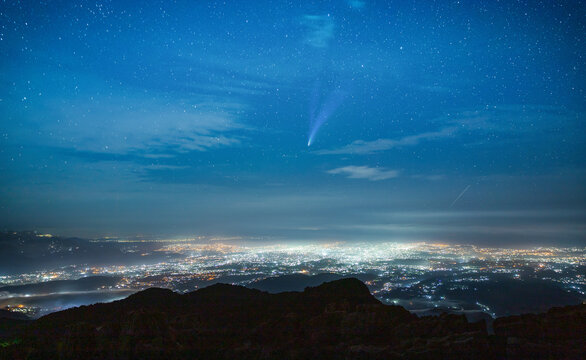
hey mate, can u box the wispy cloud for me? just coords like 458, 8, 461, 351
327, 165, 399, 181
347, 0, 366, 9
42, 94, 249, 158
318, 127, 456, 155
301, 15, 334, 48
443, 105, 574, 133
143, 116, 246, 154
411, 174, 446, 181
142, 164, 190, 171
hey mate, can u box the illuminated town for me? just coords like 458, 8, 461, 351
1, 235, 584, 319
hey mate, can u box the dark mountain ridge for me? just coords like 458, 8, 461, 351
0, 278, 584, 359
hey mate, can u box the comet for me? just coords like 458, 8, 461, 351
307, 83, 348, 147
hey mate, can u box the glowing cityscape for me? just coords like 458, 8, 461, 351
1, 235, 583, 319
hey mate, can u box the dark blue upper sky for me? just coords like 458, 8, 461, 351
1, 0, 585, 245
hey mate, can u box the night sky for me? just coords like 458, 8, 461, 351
1, 0, 585, 245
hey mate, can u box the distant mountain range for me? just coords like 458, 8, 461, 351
0, 278, 584, 359
0, 232, 179, 274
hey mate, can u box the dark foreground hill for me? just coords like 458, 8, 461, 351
0, 278, 584, 359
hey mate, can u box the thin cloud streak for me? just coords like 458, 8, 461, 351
327, 165, 399, 181
317, 127, 457, 155
340, 223, 586, 237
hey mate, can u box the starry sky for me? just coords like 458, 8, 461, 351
1, 0, 585, 245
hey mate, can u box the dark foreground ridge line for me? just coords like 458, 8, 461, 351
1, 278, 584, 359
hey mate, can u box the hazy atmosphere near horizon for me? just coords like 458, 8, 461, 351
1, 0, 585, 246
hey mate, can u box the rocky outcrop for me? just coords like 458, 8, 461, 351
0, 278, 583, 359
494, 303, 586, 359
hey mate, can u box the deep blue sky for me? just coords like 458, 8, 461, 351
1, 0, 585, 245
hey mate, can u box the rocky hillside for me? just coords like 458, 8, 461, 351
0, 278, 583, 359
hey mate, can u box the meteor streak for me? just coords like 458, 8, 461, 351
450, 185, 471, 208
